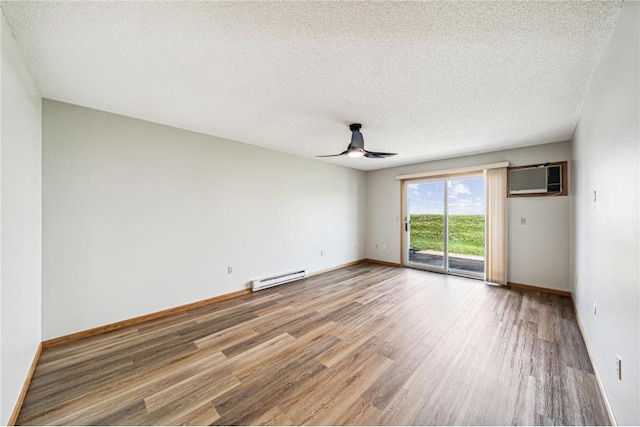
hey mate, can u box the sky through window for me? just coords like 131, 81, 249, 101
408, 176, 485, 215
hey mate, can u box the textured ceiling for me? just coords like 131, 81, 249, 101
1, 1, 622, 171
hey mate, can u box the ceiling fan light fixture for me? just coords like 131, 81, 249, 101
347, 147, 365, 158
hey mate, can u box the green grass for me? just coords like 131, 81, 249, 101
410, 214, 485, 256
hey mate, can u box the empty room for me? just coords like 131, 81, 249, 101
1, 1, 638, 426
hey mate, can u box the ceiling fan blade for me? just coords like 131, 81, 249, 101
316, 150, 348, 158
364, 150, 397, 158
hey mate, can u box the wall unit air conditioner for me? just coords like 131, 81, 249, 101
509, 164, 563, 196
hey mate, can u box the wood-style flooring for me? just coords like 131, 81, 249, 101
17, 263, 609, 425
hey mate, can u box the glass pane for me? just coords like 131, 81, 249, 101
447, 176, 485, 277
408, 180, 445, 270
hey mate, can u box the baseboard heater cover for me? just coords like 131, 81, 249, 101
252, 269, 307, 291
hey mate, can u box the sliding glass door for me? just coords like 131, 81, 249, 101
405, 174, 485, 278
406, 180, 446, 270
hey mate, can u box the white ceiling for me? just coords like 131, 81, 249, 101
1, 1, 622, 171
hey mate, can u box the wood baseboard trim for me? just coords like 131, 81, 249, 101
507, 281, 571, 297
364, 258, 403, 268
8, 342, 42, 426
571, 299, 617, 426
42, 289, 252, 348
308, 259, 366, 277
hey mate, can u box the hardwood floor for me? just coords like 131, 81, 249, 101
17, 263, 609, 425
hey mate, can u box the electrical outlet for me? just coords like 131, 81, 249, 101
616, 355, 622, 380
382, 243, 387, 250
227, 266, 233, 274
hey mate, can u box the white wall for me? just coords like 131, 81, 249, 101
42, 100, 366, 340
0, 11, 42, 425
366, 141, 571, 291
571, 1, 639, 424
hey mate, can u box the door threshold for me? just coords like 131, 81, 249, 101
404, 264, 485, 281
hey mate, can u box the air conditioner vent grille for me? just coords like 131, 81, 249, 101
508, 163, 564, 196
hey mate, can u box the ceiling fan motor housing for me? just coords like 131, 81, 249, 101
349, 124, 365, 149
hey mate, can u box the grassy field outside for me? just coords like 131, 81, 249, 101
409, 214, 485, 256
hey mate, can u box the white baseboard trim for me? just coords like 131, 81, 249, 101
572, 300, 617, 426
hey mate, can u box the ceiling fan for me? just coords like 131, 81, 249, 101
316, 123, 397, 159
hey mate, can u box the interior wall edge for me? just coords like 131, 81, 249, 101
6, 343, 41, 427
506, 281, 571, 297
572, 299, 617, 426
1, 9, 43, 425
307, 259, 366, 277
363, 258, 403, 268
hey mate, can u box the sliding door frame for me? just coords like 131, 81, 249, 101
401, 171, 485, 279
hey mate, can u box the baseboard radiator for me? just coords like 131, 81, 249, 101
252, 269, 306, 291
